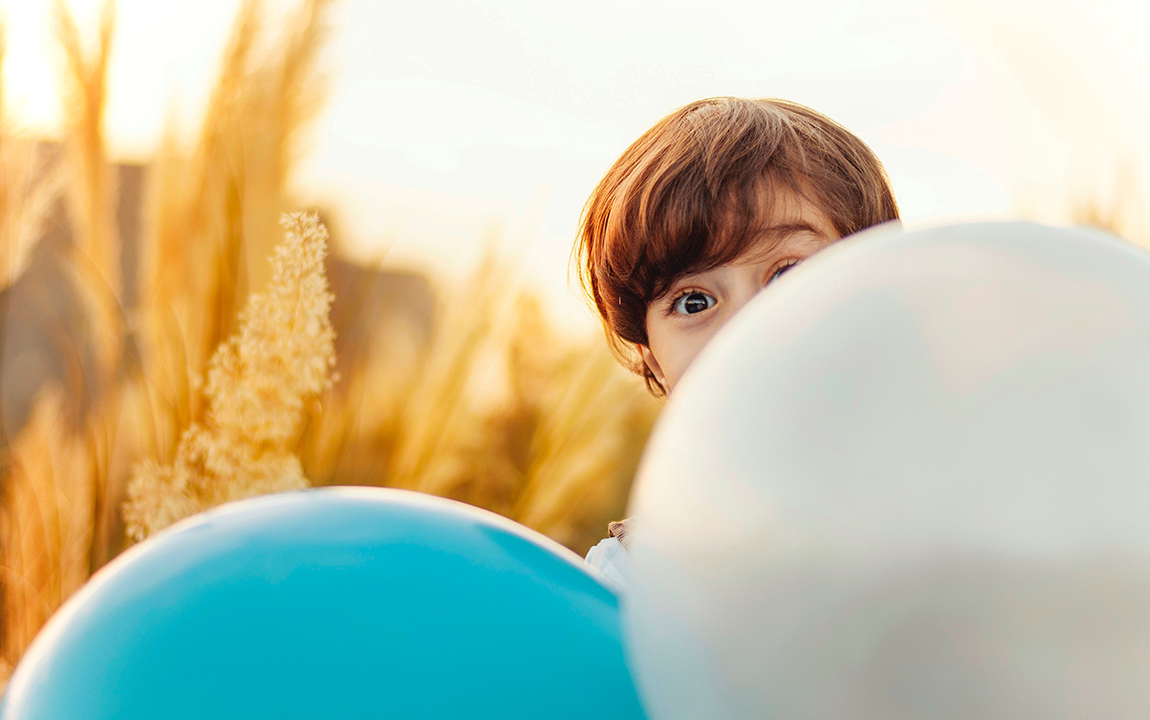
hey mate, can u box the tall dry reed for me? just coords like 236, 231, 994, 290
53, 0, 118, 306
300, 245, 660, 554
0, 150, 60, 297
0, 391, 93, 678
0, 140, 60, 291
0, 21, 61, 290
124, 213, 335, 540
1070, 163, 1148, 248
142, 0, 333, 450
0, 0, 659, 680
0, 0, 338, 675
0, 1, 120, 684
49, 0, 139, 571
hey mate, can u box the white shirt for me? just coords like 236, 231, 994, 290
584, 536, 631, 592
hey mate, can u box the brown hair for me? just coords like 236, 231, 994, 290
574, 97, 899, 396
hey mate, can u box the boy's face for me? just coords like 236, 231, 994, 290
640, 187, 839, 393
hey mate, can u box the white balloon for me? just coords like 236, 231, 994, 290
624, 222, 1150, 720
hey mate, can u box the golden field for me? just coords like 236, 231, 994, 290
0, 0, 660, 679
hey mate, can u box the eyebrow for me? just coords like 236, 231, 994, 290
729, 222, 826, 265
753, 222, 824, 240
659, 222, 826, 299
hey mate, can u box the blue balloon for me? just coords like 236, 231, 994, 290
1, 488, 647, 719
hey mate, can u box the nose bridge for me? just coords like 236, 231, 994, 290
728, 268, 765, 317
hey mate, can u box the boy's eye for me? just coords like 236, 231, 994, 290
673, 291, 716, 315
768, 261, 799, 285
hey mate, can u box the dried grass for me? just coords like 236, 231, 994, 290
0, 389, 93, 673
1070, 162, 1149, 248
53, 0, 122, 380
0, 0, 339, 675
142, 0, 332, 444
0, 0, 658, 678
298, 244, 659, 555
124, 213, 335, 540
46, 0, 137, 575
0, 140, 61, 291
0, 21, 62, 289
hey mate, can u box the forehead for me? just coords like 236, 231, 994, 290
631, 168, 841, 305
752, 176, 835, 229
737, 183, 835, 252
701, 175, 837, 264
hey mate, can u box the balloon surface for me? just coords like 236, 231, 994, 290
1, 488, 646, 719
624, 222, 1150, 720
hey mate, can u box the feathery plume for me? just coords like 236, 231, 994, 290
124, 213, 336, 541
141, 0, 333, 448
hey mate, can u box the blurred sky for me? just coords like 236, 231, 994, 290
2, 0, 1148, 330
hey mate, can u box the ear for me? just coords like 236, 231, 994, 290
639, 344, 668, 390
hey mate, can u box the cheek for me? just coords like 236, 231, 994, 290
647, 322, 715, 385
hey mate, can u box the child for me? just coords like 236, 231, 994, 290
576, 97, 899, 588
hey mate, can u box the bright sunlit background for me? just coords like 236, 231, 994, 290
1, 0, 1148, 679
3, 0, 1148, 329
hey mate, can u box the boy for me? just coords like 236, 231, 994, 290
576, 97, 899, 586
